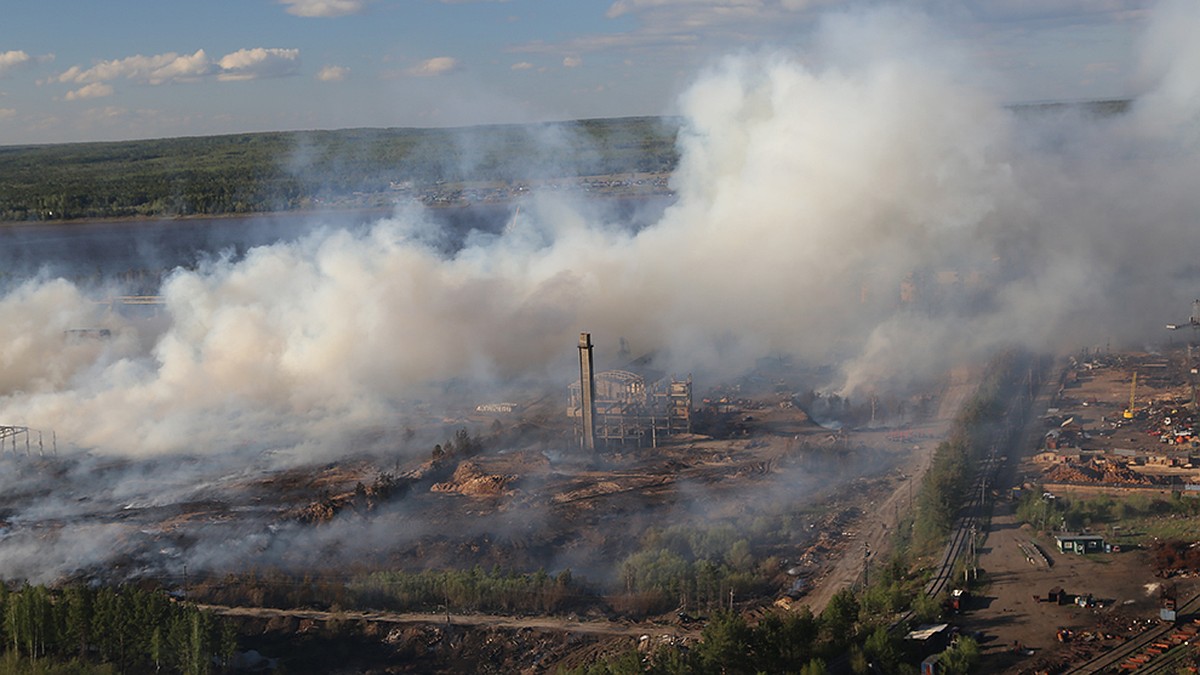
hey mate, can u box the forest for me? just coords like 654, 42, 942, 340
0, 584, 234, 674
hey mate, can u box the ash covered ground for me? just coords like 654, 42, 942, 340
0, 357, 931, 595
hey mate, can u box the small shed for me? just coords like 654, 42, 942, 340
906, 623, 952, 653
1055, 534, 1105, 554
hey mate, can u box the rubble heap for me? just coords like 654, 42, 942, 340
1042, 459, 1167, 486
430, 461, 515, 497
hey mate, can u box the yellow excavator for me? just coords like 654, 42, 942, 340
1123, 372, 1138, 419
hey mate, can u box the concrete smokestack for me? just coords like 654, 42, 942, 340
578, 332, 597, 452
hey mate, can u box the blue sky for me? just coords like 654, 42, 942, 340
0, 0, 1154, 145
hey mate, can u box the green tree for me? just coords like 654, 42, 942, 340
63, 586, 93, 658
798, 657, 828, 675
939, 636, 979, 675
863, 625, 906, 673
821, 589, 860, 649
751, 609, 819, 672
695, 610, 752, 674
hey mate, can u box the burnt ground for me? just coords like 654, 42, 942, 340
0, 368, 964, 672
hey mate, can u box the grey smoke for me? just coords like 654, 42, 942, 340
0, 2, 1199, 579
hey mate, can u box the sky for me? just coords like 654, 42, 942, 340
0, 0, 1155, 146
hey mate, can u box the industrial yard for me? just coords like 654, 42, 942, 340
955, 347, 1200, 674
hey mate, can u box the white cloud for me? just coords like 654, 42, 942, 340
0, 108, 15, 120
81, 106, 127, 121
64, 82, 114, 101
511, 30, 699, 57
217, 48, 301, 81
150, 50, 213, 83
607, 0, 766, 19
406, 56, 460, 77
53, 48, 300, 91
595, 0, 843, 42
563, 55, 582, 68
316, 65, 350, 81
0, 50, 32, 77
279, 0, 369, 17
56, 50, 213, 86
511, 61, 533, 70
968, 1, 1152, 23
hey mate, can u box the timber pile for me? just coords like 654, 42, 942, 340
430, 461, 515, 497
1042, 460, 1166, 486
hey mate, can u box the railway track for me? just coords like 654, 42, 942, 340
892, 361, 1039, 633
892, 439, 1005, 630
1135, 639, 1199, 674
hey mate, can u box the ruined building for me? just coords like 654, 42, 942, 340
568, 332, 693, 450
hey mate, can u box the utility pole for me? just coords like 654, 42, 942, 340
970, 525, 978, 581
1188, 344, 1197, 408
863, 544, 871, 587
577, 333, 597, 454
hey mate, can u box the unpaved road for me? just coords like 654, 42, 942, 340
199, 603, 701, 639
798, 367, 976, 614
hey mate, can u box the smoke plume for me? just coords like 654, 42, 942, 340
0, 4, 1198, 463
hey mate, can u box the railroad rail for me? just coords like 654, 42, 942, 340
892, 436, 1006, 629
891, 359, 1040, 632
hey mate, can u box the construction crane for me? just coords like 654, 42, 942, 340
1165, 299, 1200, 331
1165, 299, 1200, 407
1123, 372, 1138, 419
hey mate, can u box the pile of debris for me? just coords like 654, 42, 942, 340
1145, 407, 1198, 448
1042, 459, 1167, 486
289, 472, 406, 525
1151, 540, 1200, 577
430, 461, 515, 497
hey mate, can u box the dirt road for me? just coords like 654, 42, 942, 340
199, 603, 701, 639
797, 367, 976, 614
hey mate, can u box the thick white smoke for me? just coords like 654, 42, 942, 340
1, 4, 1199, 458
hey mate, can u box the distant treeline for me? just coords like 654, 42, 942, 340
0, 99, 1132, 225
0, 117, 681, 222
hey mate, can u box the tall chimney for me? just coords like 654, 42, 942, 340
578, 332, 597, 452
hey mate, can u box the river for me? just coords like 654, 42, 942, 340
0, 197, 671, 290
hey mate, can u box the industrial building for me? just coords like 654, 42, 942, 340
1054, 533, 1106, 554
568, 333, 693, 450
